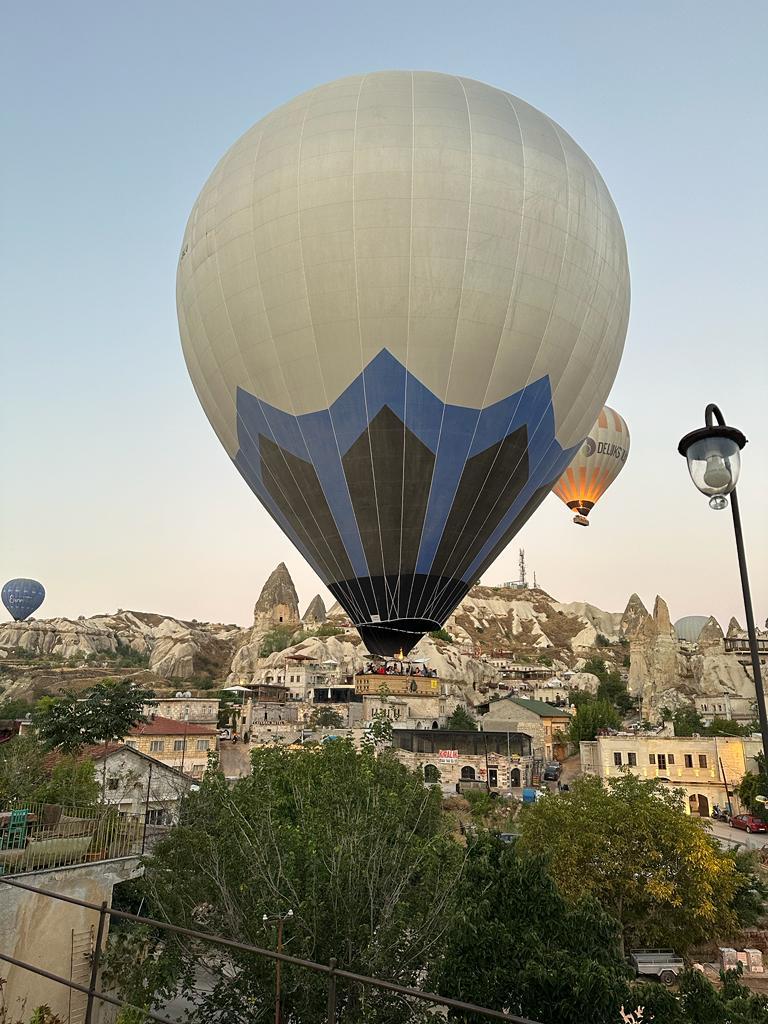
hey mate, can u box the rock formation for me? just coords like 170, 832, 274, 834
620, 593, 649, 638
253, 563, 300, 631
628, 596, 690, 719
302, 594, 327, 626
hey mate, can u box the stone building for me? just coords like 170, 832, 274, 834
145, 695, 220, 726
580, 733, 763, 817
125, 714, 217, 778
478, 696, 572, 761
90, 743, 194, 823
391, 728, 535, 790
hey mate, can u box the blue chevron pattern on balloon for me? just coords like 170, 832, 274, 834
233, 349, 578, 601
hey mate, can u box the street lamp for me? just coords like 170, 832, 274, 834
678, 403, 768, 777
263, 909, 293, 1024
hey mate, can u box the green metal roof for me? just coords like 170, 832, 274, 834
487, 696, 571, 718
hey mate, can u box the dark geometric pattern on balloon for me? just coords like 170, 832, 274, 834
259, 436, 354, 585
233, 349, 580, 641
342, 405, 434, 580
429, 426, 529, 586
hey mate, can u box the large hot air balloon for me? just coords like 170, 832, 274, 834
553, 406, 630, 525
2, 579, 45, 621
177, 71, 630, 656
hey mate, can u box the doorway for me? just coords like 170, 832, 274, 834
460, 765, 476, 781
510, 767, 521, 787
488, 768, 498, 788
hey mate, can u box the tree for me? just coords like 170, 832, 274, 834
259, 625, 306, 655
446, 705, 477, 731
139, 741, 463, 1022
671, 706, 705, 737
0, 736, 46, 806
429, 628, 454, 643
433, 834, 633, 1024
632, 967, 768, 1023
596, 674, 635, 716
308, 707, 344, 729
706, 716, 752, 737
736, 756, 768, 820
516, 774, 747, 953
567, 699, 620, 742
39, 756, 100, 807
33, 680, 154, 752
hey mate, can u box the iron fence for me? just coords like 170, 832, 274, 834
0, 800, 145, 876
0, 875, 542, 1024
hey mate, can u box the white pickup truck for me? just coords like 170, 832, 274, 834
630, 949, 685, 985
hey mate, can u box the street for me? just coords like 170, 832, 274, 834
707, 819, 768, 852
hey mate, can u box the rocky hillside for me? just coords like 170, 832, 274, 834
1, 564, 759, 720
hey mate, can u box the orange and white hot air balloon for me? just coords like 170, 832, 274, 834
553, 406, 630, 526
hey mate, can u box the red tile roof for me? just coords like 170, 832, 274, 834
129, 715, 217, 737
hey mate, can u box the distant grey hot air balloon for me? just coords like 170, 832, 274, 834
2, 579, 45, 621
674, 616, 710, 644
553, 405, 630, 526
177, 71, 630, 655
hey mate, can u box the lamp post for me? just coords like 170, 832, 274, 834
678, 404, 768, 776
263, 909, 293, 1024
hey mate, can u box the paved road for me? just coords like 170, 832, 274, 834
707, 819, 768, 851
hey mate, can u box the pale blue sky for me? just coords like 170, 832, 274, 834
2, 1, 766, 628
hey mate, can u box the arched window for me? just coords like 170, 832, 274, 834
461, 765, 476, 781
424, 764, 439, 784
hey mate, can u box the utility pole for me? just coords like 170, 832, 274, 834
179, 707, 189, 776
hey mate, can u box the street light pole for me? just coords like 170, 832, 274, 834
728, 486, 768, 770
678, 403, 768, 778
263, 909, 293, 1024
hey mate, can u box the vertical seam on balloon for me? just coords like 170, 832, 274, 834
417, 88, 533, 620
294, 78, 375, 627
210, 115, 370, 626
424, 114, 597, 621
406, 74, 474, 624
350, 73, 393, 625
395, 70, 416, 623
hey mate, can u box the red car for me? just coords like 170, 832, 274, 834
730, 814, 768, 834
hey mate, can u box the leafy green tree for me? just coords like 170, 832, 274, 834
706, 716, 752, 737
583, 656, 609, 681
140, 742, 462, 1022
517, 774, 747, 953
38, 756, 99, 807
308, 707, 344, 729
671, 706, 706, 737
567, 688, 595, 710
429, 628, 454, 643
736, 755, 768, 820
446, 705, 477, 731
0, 735, 46, 806
596, 674, 635, 716
433, 834, 632, 1024
259, 625, 306, 655
0, 698, 33, 721
633, 967, 768, 1023
567, 699, 620, 742
33, 680, 154, 753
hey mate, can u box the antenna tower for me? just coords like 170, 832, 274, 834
518, 548, 527, 588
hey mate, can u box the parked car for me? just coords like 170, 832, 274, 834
543, 763, 561, 781
730, 814, 768, 834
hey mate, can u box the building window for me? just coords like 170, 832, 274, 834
107, 777, 119, 791
627, 752, 637, 767
668, 754, 675, 765
125, 741, 137, 749
145, 809, 168, 826
649, 754, 656, 764
150, 740, 164, 752
698, 754, 708, 768
460, 765, 476, 781
613, 752, 623, 767
684, 755, 693, 768
657, 754, 667, 771
196, 739, 210, 751
173, 740, 184, 751
424, 764, 439, 783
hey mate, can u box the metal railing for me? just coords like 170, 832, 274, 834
0, 800, 145, 876
0, 875, 542, 1024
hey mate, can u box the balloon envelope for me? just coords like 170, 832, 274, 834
178, 71, 630, 655
674, 616, 710, 644
553, 406, 630, 525
2, 578, 45, 621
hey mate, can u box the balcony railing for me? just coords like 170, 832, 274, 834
0, 800, 145, 876
0, 875, 542, 1024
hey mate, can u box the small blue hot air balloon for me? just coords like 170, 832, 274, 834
2, 579, 46, 621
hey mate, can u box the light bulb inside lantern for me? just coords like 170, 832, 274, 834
702, 455, 731, 490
